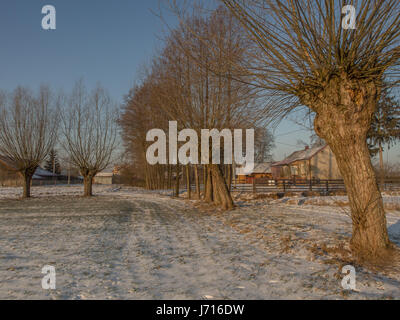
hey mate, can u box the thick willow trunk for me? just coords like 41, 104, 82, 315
22, 174, 33, 198
328, 133, 390, 256
23, 175, 31, 198
83, 175, 94, 197
20, 167, 37, 198
212, 174, 221, 205
311, 77, 391, 258
210, 164, 234, 210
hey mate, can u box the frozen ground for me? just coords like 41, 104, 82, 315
0, 185, 400, 300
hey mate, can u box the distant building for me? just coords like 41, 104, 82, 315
93, 166, 122, 185
93, 171, 115, 185
271, 145, 342, 180
236, 163, 273, 184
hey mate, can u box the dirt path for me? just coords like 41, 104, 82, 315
0, 187, 399, 299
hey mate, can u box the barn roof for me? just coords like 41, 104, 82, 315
95, 172, 114, 177
272, 145, 327, 167
236, 163, 272, 176
34, 167, 59, 177
95, 167, 115, 177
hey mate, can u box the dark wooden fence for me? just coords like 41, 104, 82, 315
230, 177, 400, 194
33, 177, 83, 186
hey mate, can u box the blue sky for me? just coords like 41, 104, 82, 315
0, 0, 398, 163
0, 0, 172, 100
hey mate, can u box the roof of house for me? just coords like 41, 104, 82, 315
236, 163, 272, 176
94, 167, 115, 177
272, 145, 327, 167
95, 165, 125, 177
95, 172, 114, 177
34, 167, 59, 178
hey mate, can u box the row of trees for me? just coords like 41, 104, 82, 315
0, 82, 118, 198
120, 6, 273, 209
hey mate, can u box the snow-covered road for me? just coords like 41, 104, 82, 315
0, 186, 399, 299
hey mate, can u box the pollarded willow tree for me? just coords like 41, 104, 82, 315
60, 81, 118, 197
0, 87, 59, 198
222, 0, 400, 258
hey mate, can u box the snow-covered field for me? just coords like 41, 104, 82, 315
0, 185, 400, 300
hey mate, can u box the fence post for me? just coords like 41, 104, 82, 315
309, 179, 312, 191
253, 178, 256, 194
283, 180, 286, 193
326, 181, 329, 193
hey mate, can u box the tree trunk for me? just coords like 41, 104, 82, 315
144, 163, 150, 190
186, 165, 191, 199
312, 78, 391, 259
227, 164, 232, 192
204, 165, 213, 203
20, 167, 37, 198
194, 165, 201, 199
167, 165, 172, 189
203, 165, 208, 200
210, 164, 234, 210
212, 174, 221, 206
22, 174, 33, 198
83, 175, 94, 197
379, 141, 385, 188
174, 164, 180, 197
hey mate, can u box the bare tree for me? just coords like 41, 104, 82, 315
222, 0, 400, 259
0, 86, 59, 198
254, 127, 275, 163
60, 81, 118, 197
368, 85, 400, 185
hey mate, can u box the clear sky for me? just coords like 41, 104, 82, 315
0, 0, 398, 164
